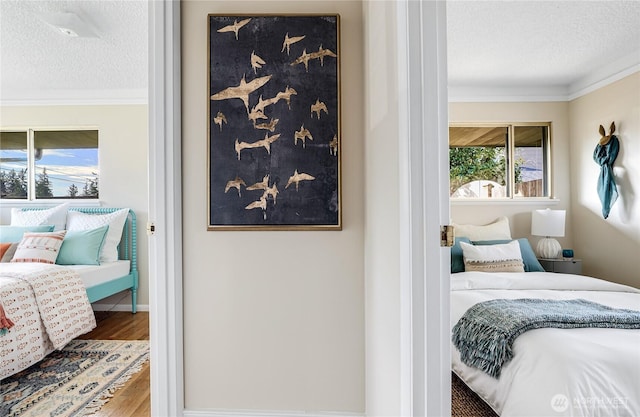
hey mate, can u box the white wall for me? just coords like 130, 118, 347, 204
448, 102, 574, 249
0, 104, 150, 308
181, 1, 365, 413
568, 72, 640, 287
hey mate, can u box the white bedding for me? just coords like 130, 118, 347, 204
66, 260, 130, 288
0, 263, 96, 379
451, 271, 640, 417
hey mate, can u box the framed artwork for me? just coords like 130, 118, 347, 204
207, 14, 341, 230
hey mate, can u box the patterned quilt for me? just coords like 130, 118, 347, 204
0, 263, 96, 379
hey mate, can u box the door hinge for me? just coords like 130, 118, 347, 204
440, 225, 454, 247
146, 222, 156, 235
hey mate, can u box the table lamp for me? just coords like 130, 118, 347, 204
531, 208, 565, 258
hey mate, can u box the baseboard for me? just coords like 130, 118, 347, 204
183, 409, 364, 417
91, 303, 150, 312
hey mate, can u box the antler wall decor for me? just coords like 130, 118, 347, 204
593, 122, 619, 219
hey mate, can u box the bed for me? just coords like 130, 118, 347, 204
450, 218, 640, 417
0, 206, 139, 379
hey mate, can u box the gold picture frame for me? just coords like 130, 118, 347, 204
207, 14, 341, 230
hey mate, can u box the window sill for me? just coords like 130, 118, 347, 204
450, 198, 561, 205
0, 199, 102, 208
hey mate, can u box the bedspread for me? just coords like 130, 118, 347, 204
0, 263, 96, 379
451, 271, 640, 417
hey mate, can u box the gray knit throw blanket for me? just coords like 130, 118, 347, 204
452, 298, 640, 378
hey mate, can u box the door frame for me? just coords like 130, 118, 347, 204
397, 1, 451, 415
148, 1, 184, 416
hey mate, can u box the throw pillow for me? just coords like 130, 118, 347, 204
460, 240, 524, 273
0, 225, 55, 243
66, 208, 129, 263
451, 237, 472, 273
57, 225, 110, 265
0, 243, 18, 262
472, 238, 545, 272
452, 216, 512, 241
11, 231, 67, 264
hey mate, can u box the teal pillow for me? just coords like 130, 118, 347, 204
451, 237, 472, 273
471, 238, 545, 272
0, 225, 55, 243
57, 225, 109, 265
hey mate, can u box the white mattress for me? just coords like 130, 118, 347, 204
66, 260, 131, 288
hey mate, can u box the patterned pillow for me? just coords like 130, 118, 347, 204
11, 231, 67, 264
10, 203, 70, 231
460, 240, 524, 273
66, 209, 129, 263
472, 238, 545, 272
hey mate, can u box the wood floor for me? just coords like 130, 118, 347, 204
77, 311, 150, 417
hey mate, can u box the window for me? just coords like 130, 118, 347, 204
449, 123, 550, 199
0, 129, 99, 200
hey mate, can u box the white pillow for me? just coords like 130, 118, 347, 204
10, 203, 70, 231
460, 240, 524, 272
460, 240, 521, 262
66, 209, 129, 263
452, 216, 512, 241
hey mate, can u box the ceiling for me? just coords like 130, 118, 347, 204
0, 1, 638, 105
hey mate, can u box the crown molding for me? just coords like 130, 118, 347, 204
568, 51, 640, 101
449, 50, 640, 103
0, 89, 148, 106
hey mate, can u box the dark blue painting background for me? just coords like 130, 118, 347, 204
209, 15, 340, 228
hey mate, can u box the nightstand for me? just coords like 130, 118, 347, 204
538, 258, 582, 275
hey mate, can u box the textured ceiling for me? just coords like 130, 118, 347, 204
0, 1, 638, 104
447, 0, 640, 98
0, 0, 147, 104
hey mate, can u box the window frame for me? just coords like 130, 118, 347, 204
0, 126, 100, 202
448, 122, 553, 201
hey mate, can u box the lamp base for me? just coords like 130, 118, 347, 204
537, 237, 562, 258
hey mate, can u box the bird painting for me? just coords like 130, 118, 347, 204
255, 118, 279, 132
310, 99, 328, 119
216, 18, 251, 40
213, 111, 227, 131
281, 33, 306, 55
309, 45, 337, 66
264, 183, 279, 205
251, 86, 297, 117
250, 51, 266, 74
245, 196, 268, 220
210, 74, 272, 114
247, 107, 268, 125
224, 176, 246, 197
329, 134, 338, 156
285, 170, 315, 191
235, 132, 281, 160
247, 175, 270, 191
294, 125, 313, 148
290, 49, 313, 72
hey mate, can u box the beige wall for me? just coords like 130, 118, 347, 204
568, 72, 640, 287
448, 102, 574, 249
181, 1, 364, 413
0, 104, 150, 307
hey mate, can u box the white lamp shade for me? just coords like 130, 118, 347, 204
531, 209, 565, 237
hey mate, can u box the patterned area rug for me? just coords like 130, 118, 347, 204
1, 339, 149, 417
